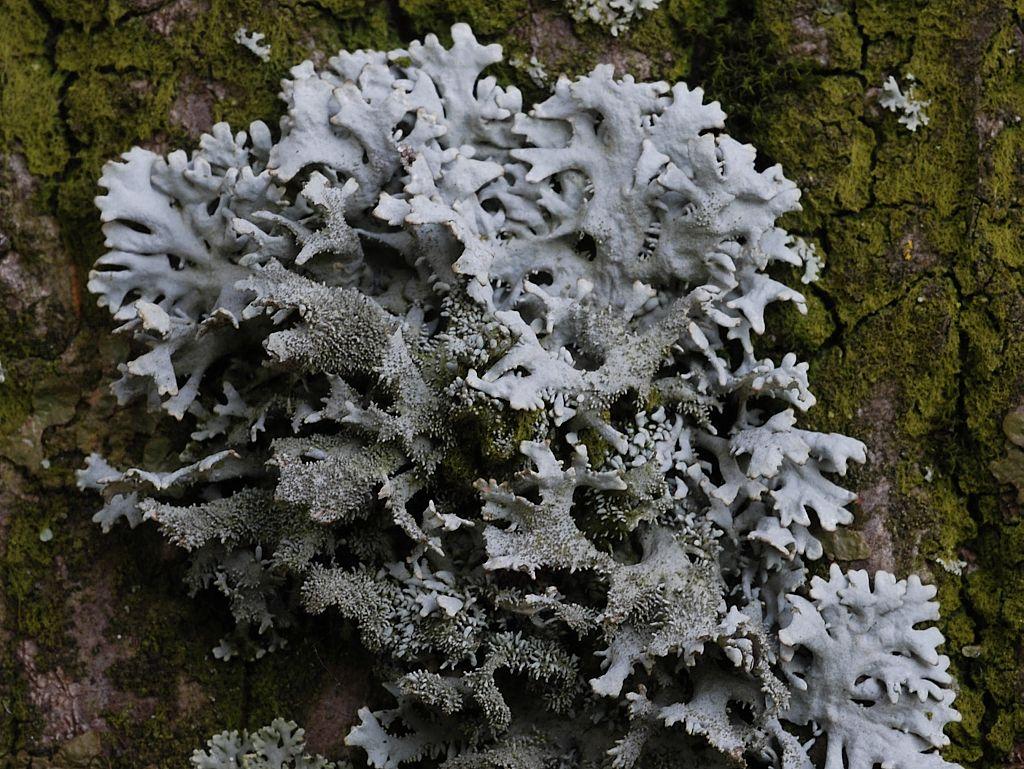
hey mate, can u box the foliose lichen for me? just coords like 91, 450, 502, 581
80, 23, 962, 769
233, 27, 272, 63
879, 75, 931, 133
564, 0, 662, 36
193, 719, 342, 769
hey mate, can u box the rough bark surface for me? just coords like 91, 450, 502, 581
0, 0, 1022, 767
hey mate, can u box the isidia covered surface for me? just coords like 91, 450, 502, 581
0, 2, 1023, 768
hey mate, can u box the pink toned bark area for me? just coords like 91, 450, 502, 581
15, 574, 159, 747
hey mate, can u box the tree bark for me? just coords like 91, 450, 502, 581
0, 0, 1022, 766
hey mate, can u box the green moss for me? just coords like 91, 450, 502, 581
1, 0, 48, 57
40, 0, 110, 26
664, 0, 729, 26
64, 72, 175, 147
88, 528, 248, 767
760, 279, 835, 361
400, 0, 529, 37
439, 407, 545, 493
809, 276, 960, 435
940, 603, 975, 650
947, 684, 986, 764
762, 76, 874, 226
966, 569, 1003, 623
2, 495, 73, 652
989, 709, 1024, 755
0, 0, 69, 177
755, 0, 861, 71
0, 378, 32, 440
247, 627, 376, 735
942, 19, 1024, 759
1001, 574, 1024, 628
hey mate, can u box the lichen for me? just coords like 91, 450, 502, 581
81, 23, 963, 769
879, 75, 931, 132
233, 28, 271, 63
192, 719, 340, 769
564, 0, 662, 37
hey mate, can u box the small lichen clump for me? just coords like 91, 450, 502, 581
565, 0, 662, 36
234, 27, 272, 62
879, 75, 931, 132
81, 24, 961, 769
193, 719, 341, 769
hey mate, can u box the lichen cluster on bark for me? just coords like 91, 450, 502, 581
0, 0, 1023, 767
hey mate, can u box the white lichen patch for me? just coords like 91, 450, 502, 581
794, 237, 824, 284
566, 0, 662, 36
509, 54, 550, 87
194, 719, 338, 769
84, 24, 961, 769
233, 27, 271, 62
879, 74, 931, 132
936, 555, 967, 576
